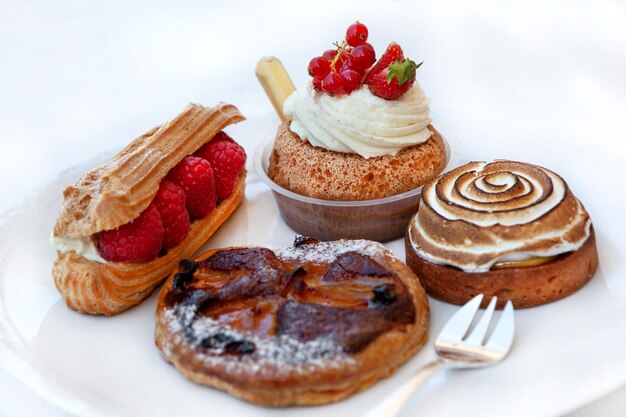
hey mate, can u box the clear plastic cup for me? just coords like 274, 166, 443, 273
253, 131, 460, 242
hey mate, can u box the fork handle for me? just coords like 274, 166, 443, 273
362, 359, 445, 417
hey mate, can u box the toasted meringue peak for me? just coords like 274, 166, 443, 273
408, 160, 592, 272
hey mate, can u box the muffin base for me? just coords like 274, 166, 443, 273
268, 122, 447, 201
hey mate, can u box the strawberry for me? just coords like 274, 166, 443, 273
367, 58, 422, 100
364, 42, 404, 84
96, 203, 164, 263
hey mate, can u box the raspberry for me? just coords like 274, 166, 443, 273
152, 180, 190, 248
195, 132, 246, 202
211, 131, 235, 143
167, 156, 216, 220
96, 203, 164, 263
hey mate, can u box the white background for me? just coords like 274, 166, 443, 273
1, 0, 625, 416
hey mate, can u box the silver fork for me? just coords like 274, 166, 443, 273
363, 294, 515, 417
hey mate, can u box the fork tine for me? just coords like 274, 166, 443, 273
436, 294, 484, 343
484, 300, 515, 355
464, 296, 497, 346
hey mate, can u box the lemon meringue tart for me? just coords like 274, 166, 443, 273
405, 160, 599, 308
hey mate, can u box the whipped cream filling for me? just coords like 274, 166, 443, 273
283, 82, 432, 158
50, 233, 107, 263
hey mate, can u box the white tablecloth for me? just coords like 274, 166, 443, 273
1, 0, 625, 415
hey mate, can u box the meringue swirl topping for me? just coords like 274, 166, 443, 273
283, 82, 432, 159
408, 160, 592, 272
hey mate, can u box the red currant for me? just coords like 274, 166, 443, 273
312, 77, 322, 91
346, 22, 368, 47
308, 56, 331, 79
341, 59, 364, 77
350, 43, 376, 71
322, 49, 338, 61
335, 56, 347, 72
335, 51, 350, 70
321, 72, 344, 95
341, 69, 362, 93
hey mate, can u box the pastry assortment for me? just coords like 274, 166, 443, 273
47, 21, 600, 407
155, 237, 429, 405
51, 103, 247, 315
405, 160, 598, 308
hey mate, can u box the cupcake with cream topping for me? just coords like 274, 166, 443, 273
268, 24, 447, 201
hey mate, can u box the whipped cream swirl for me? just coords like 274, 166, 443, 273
408, 160, 592, 272
283, 82, 432, 158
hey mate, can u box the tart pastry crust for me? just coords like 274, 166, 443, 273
52, 103, 245, 315
155, 238, 430, 405
406, 227, 598, 308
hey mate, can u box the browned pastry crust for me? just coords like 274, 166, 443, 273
405, 227, 599, 309
155, 239, 430, 406
52, 103, 246, 315
268, 122, 446, 201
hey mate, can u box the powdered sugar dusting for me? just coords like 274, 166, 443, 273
160, 304, 356, 377
157, 240, 393, 378
272, 239, 390, 264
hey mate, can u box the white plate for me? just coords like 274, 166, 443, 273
1, 115, 626, 417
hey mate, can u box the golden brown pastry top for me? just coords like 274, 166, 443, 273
157, 238, 419, 378
53, 103, 245, 238
408, 160, 592, 272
